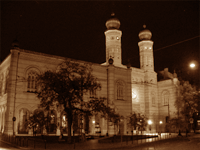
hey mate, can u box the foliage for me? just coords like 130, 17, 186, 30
36, 60, 120, 142
175, 81, 199, 120
167, 117, 188, 133
127, 112, 147, 133
86, 98, 121, 122
28, 110, 47, 136
171, 81, 200, 133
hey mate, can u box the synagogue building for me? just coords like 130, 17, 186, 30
0, 15, 179, 136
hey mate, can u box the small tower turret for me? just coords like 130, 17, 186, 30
11, 39, 19, 49
104, 13, 122, 67
138, 25, 154, 71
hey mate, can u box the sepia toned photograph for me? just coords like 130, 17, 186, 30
0, 1, 199, 150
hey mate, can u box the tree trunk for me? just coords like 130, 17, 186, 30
67, 110, 72, 143
178, 129, 182, 136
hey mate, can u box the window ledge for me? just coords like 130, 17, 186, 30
117, 99, 125, 101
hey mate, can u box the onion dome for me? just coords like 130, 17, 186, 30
11, 39, 19, 48
105, 13, 120, 29
138, 25, 152, 40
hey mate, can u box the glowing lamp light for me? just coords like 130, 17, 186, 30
190, 63, 195, 68
63, 116, 65, 121
132, 92, 137, 99
148, 120, 152, 125
132, 89, 138, 102
92, 121, 95, 124
159, 121, 163, 124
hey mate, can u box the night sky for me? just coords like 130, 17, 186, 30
1, 1, 200, 85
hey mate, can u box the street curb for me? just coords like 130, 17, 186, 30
0, 139, 30, 150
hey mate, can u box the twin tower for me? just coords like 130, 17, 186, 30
104, 13, 154, 72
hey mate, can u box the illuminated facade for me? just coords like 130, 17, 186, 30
0, 15, 179, 136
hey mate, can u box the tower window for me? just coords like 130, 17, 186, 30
152, 92, 156, 106
116, 36, 119, 40
117, 81, 124, 100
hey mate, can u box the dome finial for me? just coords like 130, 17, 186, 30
138, 25, 152, 40
105, 13, 120, 29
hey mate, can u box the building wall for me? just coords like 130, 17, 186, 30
0, 53, 11, 134
0, 48, 178, 136
0, 48, 133, 135
0, 25, 179, 136
157, 79, 178, 132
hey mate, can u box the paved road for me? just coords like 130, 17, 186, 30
111, 134, 200, 150
0, 140, 20, 150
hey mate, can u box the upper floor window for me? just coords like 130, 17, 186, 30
90, 90, 96, 98
162, 90, 170, 106
27, 71, 38, 92
117, 80, 124, 100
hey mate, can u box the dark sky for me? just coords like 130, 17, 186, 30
1, 1, 200, 85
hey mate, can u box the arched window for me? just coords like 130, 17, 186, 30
18, 108, 29, 134
84, 113, 89, 134
162, 90, 170, 106
0, 108, 2, 132
117, 80, 124, 100
73, 112, 79, 134
33, 109, 44, 134
61, 112, 68, 133
90, 90, 96, 98
48, 110, 57, 134
94, 114, 101, 134
27, 71, 38, 92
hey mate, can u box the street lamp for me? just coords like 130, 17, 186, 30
148, 120, 152, 133
159, 121, 163, 134
190, 63, 195, 68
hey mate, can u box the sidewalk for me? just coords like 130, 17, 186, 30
1, 133, 197, 150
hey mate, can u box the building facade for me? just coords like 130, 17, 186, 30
0, 15, 179, 136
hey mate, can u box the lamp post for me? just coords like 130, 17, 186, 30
159, 121, 163, 134
148, 120, 152, 134
189, 61, 199, 87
